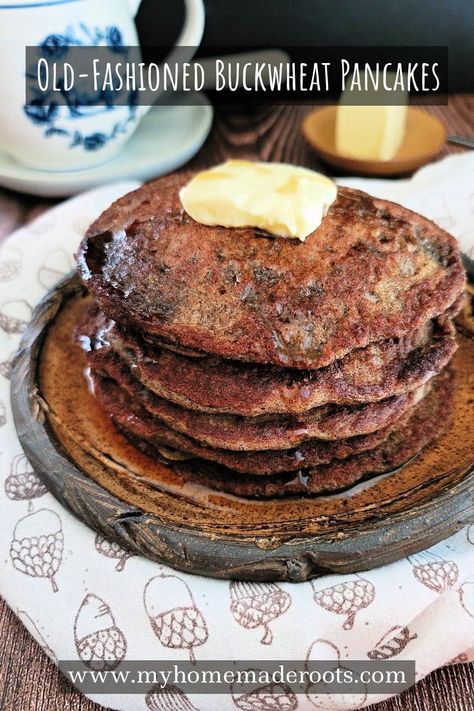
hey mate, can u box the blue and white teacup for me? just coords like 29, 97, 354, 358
0, 0, 205, 171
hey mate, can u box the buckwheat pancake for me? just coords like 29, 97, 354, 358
78, 303, 457, 416
77, 172, 465, 369
91, 372, 413, 475
119, 369, 454, 497
86, 349, 427, 450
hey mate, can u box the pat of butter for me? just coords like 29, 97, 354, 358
336, 104, 407, 161
179, 160, 337, 241
336, 73, 408, 161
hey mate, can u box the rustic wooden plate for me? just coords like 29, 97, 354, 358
302, 106, 446, 176
10, 270, 474, 582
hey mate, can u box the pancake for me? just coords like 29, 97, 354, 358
86, 349, 427, 450
78, 302, 457, 416
77, 173, 465, 369
120, 369, 454, 498
92, 372, 414, 475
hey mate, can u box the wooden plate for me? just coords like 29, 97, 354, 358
10, 272, 474, 582
302, 106, 446, 175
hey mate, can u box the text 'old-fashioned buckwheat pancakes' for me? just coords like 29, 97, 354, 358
75, 169, 465, 498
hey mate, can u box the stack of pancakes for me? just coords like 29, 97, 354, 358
76, 172, 465, 499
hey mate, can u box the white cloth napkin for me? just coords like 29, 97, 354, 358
0, 155, 473, 711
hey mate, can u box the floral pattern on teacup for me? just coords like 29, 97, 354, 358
24, 23, 137, 153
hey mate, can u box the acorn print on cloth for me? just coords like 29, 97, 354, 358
459, 582, 474, 618
17, 608, 57, 662
5, 453, 47, 510
306, 639, 367, 710
0, 245, 22, 283
311, 576, 375, 630
74, 593, 127, 670
408, 552, 459, 592
94, 532, 132, 572
144, 573, 208, 663
0, 400, 6, 427
467, 524, 474, 546
38, 248, 73, 290
0, 352, 14, 380
10, 508, 63, 592
230, 671, 298, 711
0, 299, 32, 335
146, 684, 200, 711
230, 582, 291, 645
448, 652, 470, 665
367, 626, 418, 660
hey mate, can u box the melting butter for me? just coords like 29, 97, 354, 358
179, 160, 337, 241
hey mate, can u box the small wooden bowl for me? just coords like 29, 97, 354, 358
302, 106, 447, 176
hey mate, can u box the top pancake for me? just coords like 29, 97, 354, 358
77, 172, 465, 369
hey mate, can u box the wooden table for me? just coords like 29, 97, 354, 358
1, 96, 473, 711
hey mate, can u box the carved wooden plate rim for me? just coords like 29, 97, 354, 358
9, 268, 474, 582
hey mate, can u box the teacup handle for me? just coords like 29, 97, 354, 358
128, 0, 205, 61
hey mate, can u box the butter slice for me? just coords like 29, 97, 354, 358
336, 102, 407, 161
179, 160, 337, 241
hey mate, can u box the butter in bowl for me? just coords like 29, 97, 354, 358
302, 76, 446, 175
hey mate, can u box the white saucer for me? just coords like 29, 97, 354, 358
0, 94, 213, 198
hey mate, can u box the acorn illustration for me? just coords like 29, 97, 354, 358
5, 453, 47, 510
94, 532, 132, 571
306, 639, 367, 710
0, 245, 22, 283
230, 582, 291, 645
38, 248, 72, 290
408, 552, 459, 593
467, 524, 474, 546
312, 576, 375, 630
0, 399, 6, 426
74, 593, 127, 670
0, 299, 32, 335
17, 608, 57, 662
0, 352, 14, 379
447, 652, 469, 665
459, 582, 474, 618
231, 672, 297, 711
10, 508, 63, 592
367, 626, 417, 660
144, 574, 208, 663
146, 684, 200, 711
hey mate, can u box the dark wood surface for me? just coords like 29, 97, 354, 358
1, 96, 473, 709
